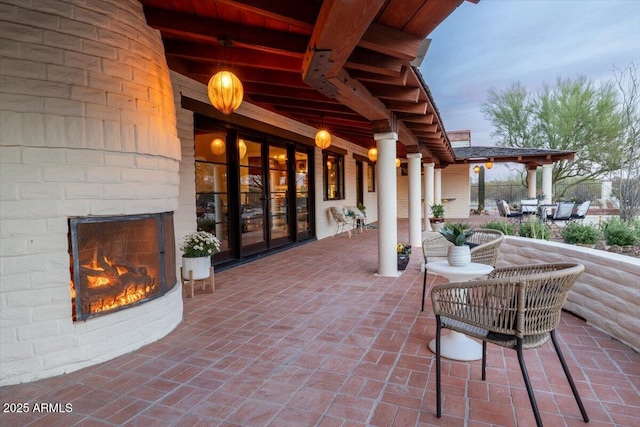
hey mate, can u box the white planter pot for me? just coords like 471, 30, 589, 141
182, 256, 211, 280
447, 245, 471, 267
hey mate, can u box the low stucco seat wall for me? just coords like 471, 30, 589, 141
498, 236, 640, 353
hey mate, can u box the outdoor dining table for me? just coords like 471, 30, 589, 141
427, 261, 494, 361
537, 203, 557, 222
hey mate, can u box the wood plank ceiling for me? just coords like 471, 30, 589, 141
139, 0, 474, 166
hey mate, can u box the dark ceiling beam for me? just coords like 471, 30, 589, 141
362, 82, 420, 102
406, 123, 439, 132
249, 95, 357, 114
214, 0, 319, 30
396, 112, 434, 124
143, 7, 308, 56
348, 67, 409, 85
345, 48, 403, 76
188, 64, 308, 88
404, 0, 465, 37
359, 23, 423, 60
384, 100, 428, 115
163, 40, 302, 72
242, 82, 331, 102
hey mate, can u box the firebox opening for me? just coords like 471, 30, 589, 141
68, 212, 176, 321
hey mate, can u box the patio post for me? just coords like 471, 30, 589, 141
407, 153, 422, 249
434, 168, 442, 204
527, 167, 537, 198
424, 162, 435, 231
375, 131, 399, 277
542, 164, 553, 204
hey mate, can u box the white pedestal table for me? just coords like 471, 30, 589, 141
427, 260, 494, 361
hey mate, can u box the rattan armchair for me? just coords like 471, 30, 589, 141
431, 262, 588, 427
420, 229, 504, 311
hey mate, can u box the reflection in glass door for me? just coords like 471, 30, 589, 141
239, 139, 266, 251
269, 146, 289, 243
295, 151, 310, 237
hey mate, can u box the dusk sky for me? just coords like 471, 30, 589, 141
420, 0, 640, 179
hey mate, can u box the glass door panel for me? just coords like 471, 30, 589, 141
195, 132, 230, 256
239, 139, 266, 249
269, 146, 289, 242
295, 151, 310, 236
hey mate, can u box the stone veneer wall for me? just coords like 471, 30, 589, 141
0, 0, 182, 386
498, 237, 640, 352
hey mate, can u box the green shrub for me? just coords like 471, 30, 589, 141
482, 220, 516, 236
602, 217, 638, 246
562, 222, 601, 244
518, 219, 552, 240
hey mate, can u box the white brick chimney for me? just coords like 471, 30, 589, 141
0, 0, 183, 385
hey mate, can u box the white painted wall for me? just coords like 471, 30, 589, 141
0, 0, 182, 386
498, 237, 640, 353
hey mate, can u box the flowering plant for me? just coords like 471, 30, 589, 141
180, 231, 221, 258
397, 243, 412, 255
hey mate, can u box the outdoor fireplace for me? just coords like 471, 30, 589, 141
69, 213, 177, 321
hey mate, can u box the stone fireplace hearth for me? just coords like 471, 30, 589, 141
0, 0, 184, 386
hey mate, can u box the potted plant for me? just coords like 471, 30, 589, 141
397, 243, 412, 270
439, 223, 474, 266
429, 203, 445, 231
180, 230, 221, 280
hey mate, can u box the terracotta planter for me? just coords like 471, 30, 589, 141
182, 256, 211, 280
447, 246, 471, 267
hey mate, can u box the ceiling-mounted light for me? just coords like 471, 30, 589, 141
368, 147, 378, 162
277, 154, 286, 164
210, 138, 226, 156
207, 39, 243, 115
238, 139, 247, 159
315, 129, 331, 149
473, 165, 481, 174
485, 162, 494, 169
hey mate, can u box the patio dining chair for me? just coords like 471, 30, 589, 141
496, 199, 523, 224
329, 206, 355, 238
570, 200, 591, 222
420, 228, 504, 311
520, 198, 538, 215
431, 262, 588, 427
546, 201, 575, 229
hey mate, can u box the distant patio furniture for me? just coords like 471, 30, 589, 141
431, 262, 588, 427
420, 228, 504, 312
496, 199, 523, 223
546, 201, 575, 228
346, 206, 366, 233
520, 198, 538, 215
329, 206, 355, 238
570, 200, 591, 222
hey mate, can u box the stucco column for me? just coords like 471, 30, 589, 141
542, 164, 553, 204
434, 168, 442, 204
526, 167, 537, 198
375, 132, 399, 277
407, 153, 422, 249
424, 162, 435, 231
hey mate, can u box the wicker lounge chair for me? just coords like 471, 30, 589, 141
431, 262, 588, 427
420, 228, 504, 311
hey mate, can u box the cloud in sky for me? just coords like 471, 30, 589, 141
420, 0, 640, 148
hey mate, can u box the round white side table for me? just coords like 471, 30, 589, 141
427, 260, 494, 361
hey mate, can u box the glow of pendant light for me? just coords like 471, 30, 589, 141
208, 70, 244, 115
210, 138, 226, 156
473, 165, 481, 174
395, 158, 401, 168
315, 129, 331, 149
367, 147, 378, 162
277, 154, 286, 164
238, 139, 247, 160
485, 162, 494, 169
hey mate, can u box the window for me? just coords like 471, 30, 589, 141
367, 163, 375, 192
323, 151, 344, 200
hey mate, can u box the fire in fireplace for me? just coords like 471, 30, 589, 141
68, 212, 176, 320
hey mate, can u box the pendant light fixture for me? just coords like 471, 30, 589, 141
207, 39, 243, 115
210, 138, 226, 156
485, 161, 494, 169
395, 158, 401, 168
473, 165, 481, 174
238, 139, 247, 160
367, 147, 378, 162
315, 129, 332, 149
